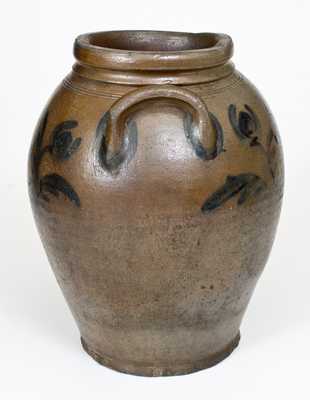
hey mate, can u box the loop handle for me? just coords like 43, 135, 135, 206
94, 85, 223, 173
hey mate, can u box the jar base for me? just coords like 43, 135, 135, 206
81, 332, 241, 377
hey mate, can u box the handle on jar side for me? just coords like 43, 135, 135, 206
94, 85, 224, 173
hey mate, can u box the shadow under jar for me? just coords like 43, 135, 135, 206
28, 30, 284, 376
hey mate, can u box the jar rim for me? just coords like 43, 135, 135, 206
74, 30, 233, 71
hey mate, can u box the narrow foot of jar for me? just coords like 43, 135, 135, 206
80, 332, 240, 377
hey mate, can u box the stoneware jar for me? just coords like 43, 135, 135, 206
28, 31, 284, 376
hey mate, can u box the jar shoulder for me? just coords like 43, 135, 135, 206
28, 71, 284, 218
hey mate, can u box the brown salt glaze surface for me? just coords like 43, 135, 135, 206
28, 30, 284, 376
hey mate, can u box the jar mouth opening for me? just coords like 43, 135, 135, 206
81, 31, 220, 52
74, 30, 233, 71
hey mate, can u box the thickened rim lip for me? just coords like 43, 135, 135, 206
74, 30, 233, 71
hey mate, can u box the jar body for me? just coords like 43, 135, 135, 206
29, 51, 284, 375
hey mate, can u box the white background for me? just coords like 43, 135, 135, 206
1, 0, 309, 398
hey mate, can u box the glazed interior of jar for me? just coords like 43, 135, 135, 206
84, 31, 219, 52
74, 30, 233, 71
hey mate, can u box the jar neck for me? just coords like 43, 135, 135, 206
73, 31, 234, 86
72, 61, 235, 86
